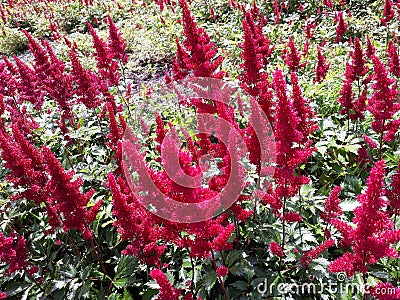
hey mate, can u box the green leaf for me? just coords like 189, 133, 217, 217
141, 288, 158, 300
123, 288, 134, 300
5, 282, 30, 297
115, 255, 138, 280
231, 281, 248, 291
114, 278, 128, 288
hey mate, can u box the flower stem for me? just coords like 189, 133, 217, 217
211, 249, 229, 300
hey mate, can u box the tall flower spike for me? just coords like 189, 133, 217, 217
300, 239, 335, 268
170, 39, 190, 81
387, 40, 400, 78
337, 40, 368, 122
42, 146, 96, 239
314, 46, 330, 83
239, 10, 274, 122
0, 232, 29, 276
0, 59, 17, 97
273, 69, 311, 198
108, 173, 166, 266
303, 18, 316, 39
239, 12, 263, 87
0, 124, 47, 203
273, 0, 281, 24
385, 163, 400, 217
150, 269, 181, 300
87, 21, 120, 86
335, 12, 347, 43
170, 0, 225, 79
13, 56, 44, 109
23, 30, 50, 81
381, 0, 395, 26
106, 102, 126, 150
290, 71, 318, 142
40, 39, 74, 115
69, 48, 102, 109
320, 186, 342, 222
349, 37, 368, 81
366, 35, 376, 58
367, 55, 399, 142
107, 15, 126, 61
337, 75, 355, 118
282, 37, 306, 72
329, 160, 400, 277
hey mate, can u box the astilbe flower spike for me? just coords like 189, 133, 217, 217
23, 32, 75, 129
0, 124, 47, 203
387, 40, 400, 78
385, 163, 400, 217
49, 20, 61, 40
108, 173, 166, 266
105, 102, 126, 150
22, 30, 50, 79
111, 119, 240, 263
0, 94, 4, 115
337, 81, 355, 119
87, 21, 120, 86
381, 0, 395, 26
273, 69, 315, 200
0, 58, 17, 97
300, 239, 335, 268
366, 35, 376, 58
150, 269, 181, 300
41, 39, 74, 113
242, 9, 274, 66
368, 55, 399, 143
0, 232, 30, 276
239, 13, 263, 87
290, 72, 318, 142
348, 37, 369, 81
281, 37, 306, 72
356, 145, 372, 168
303, 18, 316, 39
273, 0, 281, 24
362, 134, 378, 149
13, 56, 44, 110
169, 0, 225, 80
107, 15, 126, 61
269, 241, 284, 257
314, 46, 330, 83
335, 11, 347, 43
169, 39, 190, 82
238, 9, 275, 170
328, 160, 400, 277
337, 38, 369, 120
69, 48, 103, 109
320, 186, 342, 222
42, 146, 100, 240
